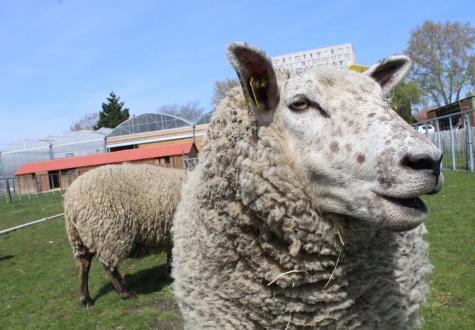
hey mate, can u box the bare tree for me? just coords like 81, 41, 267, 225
406, 20, 475, 107
157, 101, 204, 123
69, 113, 99, 131
212, 78, 239, 108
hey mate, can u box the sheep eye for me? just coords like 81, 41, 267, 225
289, 98, 309, 111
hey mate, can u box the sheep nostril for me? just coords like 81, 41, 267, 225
401, 154, 442, 175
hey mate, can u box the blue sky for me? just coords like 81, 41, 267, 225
0, 0, 474, 147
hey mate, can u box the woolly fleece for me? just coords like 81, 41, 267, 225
64, 164, 186, 268
172, 71, 433, 329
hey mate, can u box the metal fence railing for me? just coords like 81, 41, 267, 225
4, 109, 471, 204
413, 110, 474, 171
0, 171, 80, 204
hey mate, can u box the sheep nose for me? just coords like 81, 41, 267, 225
401, 153, 442, 177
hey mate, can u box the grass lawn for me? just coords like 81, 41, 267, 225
420, 171, 475, 329
0, 192, 64, 230
0, 193, 182, 329
0, 171, 474, 329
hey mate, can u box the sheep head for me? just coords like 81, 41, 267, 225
227, 42, 443, 232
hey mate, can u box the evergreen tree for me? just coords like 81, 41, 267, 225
94, 92, 130, 129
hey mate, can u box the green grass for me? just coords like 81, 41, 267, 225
0, 172, 474, 329
420, 171, 475, 329
0, 192, 64, 230
0, 193, 182, 330
441, 151, 472, 171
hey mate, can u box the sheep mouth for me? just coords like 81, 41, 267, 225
376, 194, 428, 231
379, 195, 427, 212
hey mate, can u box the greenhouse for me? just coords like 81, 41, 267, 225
107, 113, 194, 138
0, 128, 111, 179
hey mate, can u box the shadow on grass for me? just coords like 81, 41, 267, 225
95, 264, 171, 301
0, 255, 14, 261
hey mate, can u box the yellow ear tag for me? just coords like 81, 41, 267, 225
249, 77, 267, 111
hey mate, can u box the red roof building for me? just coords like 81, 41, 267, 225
14, 142, 197, 193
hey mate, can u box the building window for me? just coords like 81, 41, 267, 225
164, 156, 171, 164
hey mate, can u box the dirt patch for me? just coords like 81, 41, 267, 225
149, 299, 183, 330
155, 299, 180, 311
149, 317, 182, 330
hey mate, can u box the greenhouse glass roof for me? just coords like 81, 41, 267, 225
108, 113, 193, 137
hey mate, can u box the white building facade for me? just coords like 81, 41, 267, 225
271, 43, 356, 74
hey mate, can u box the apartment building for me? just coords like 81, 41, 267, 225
271, 43, 356, 74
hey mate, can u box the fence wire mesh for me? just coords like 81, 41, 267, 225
413, 110, 474, 171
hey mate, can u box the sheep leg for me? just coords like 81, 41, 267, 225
103, 265, 136, 299
165, 251, 172, 279
79, 253, 94, 306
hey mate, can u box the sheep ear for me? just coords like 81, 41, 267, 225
227, 42, 279, 126
365, 55, 411, 94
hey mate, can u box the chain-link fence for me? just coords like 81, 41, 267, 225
413, 110, 474, 171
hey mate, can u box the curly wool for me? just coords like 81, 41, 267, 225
172, 88, 431, 329
64, 164, 186, 268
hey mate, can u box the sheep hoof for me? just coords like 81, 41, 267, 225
121, 291, 137, 299
80, 297, 95, 307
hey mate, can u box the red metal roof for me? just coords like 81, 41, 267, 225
15, 142, 195, 176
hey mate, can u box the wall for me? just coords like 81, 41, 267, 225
14, 146, 197, 193
138, 135, 205, 151
106, 124, 208, 151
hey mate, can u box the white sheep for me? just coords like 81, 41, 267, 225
172, 43, 443, 329
64, 164, 186, 305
